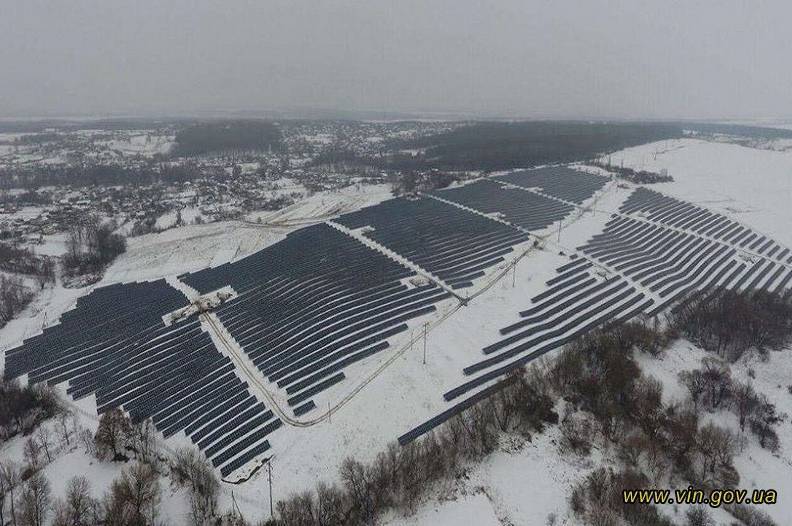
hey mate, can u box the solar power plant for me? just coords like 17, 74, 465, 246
495, 166, 608, 204
428, 179, 575, 232
333, 196, 530, 289
180, 223, 452, 415
400, 187, 792, 444
620, 187, 791, 263
3, 280, 281, 477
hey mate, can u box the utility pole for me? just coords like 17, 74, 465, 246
267, 458, 274, 518
422, 322, 428, 365
512, 260, 517, 287
557, 220, 561, 243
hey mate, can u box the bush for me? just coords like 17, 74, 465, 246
0, 380, 59, 441
560, 412, 595, 455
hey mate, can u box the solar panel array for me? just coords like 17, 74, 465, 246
400, 185, 792, 444
3, 280, 281, 477
429, 179, 575, 232
445, 262, 650, 401
334, 196, 530, 289
618, 188, 792, 313
496, 167, 608, 204
181, 223, 452, 414
454, 188, 792, 400
621, 188, 791, 263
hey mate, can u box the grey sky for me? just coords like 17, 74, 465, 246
1, 0, 791, 119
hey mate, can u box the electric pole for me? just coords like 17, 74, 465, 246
267, 458, 274, 518
422, 322, 428, 365
512, 260, 517, 287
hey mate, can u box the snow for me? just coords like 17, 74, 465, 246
609, 138, 792, 247
383, 493, 500, 526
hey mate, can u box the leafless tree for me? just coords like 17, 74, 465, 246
18, 472, 50, 526
732, 381, 759, 431
94, 408, 132, 461
171, 448, 220, 525
104, 462, 161, 526
23, 438, 42, 472
34, 427, 52, 463
0, 461, 21, 526
52, 476, 97, 526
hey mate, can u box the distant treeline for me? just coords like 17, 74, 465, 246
386, 121, 684, 171
682, 122, 792, 140
171, 120, 282, 156
589, 160, 674, 184
0, 163, 205, 189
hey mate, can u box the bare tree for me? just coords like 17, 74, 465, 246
105, 463, 161, 526
171, 448, 220, 526
52, 476, 97, 526
94, 408, 132, 461
732, 381, 759, 431
694, 423, 739, 488
34, 427, 52, 463
18, 472, 50, 526
0, 461, 21, 526
678, 369, 707, 412
23, 438, 42, 472
56, 411, 78, 448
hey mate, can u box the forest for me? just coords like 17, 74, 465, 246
171, 120, 283, 157
385, 121, 684, 170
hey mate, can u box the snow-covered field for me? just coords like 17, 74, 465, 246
609, 137, 792, 247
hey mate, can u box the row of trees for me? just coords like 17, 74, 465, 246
0, 460, 162, 526
672, 289, 792, 361
266, 367, 557, 526
0, 163, 205, 190
589, 159, 674, 184
552, 324, 772, 525
1, 398, 225, 526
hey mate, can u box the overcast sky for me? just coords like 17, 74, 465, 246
1, 0, 791, 120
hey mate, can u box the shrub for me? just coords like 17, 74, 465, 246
0, 380, 59, 441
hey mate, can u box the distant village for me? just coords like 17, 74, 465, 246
0, 120, 456, 247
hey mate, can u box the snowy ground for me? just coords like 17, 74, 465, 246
608, 137, 792, 247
